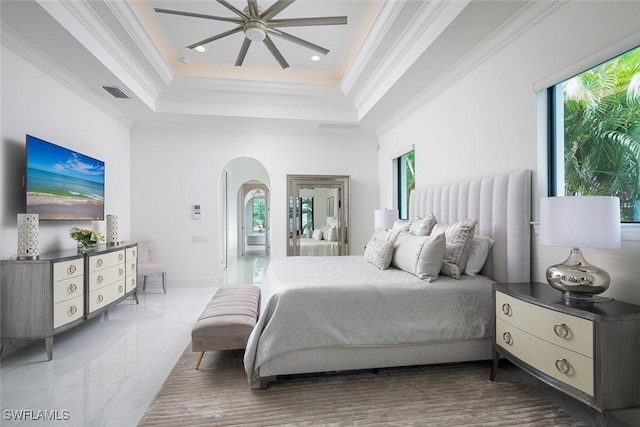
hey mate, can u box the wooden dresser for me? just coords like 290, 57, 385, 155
1, 243, 138, 360
491, 282, 640, 422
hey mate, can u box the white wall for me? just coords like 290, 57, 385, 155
1, 46, 131, 259
130, 123, 378, 286
378, 1, 640, 305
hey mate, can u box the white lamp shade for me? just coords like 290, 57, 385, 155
539, 196, 620, 249
374, 209, 399, 230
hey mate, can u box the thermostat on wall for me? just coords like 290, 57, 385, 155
192, 204, 202, 219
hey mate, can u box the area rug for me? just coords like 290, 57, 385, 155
138, 348, 586, 426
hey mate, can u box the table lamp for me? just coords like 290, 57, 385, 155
539, 196, 620, 303
374, 209, 399, 230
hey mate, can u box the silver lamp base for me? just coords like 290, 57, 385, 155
546, 247, 611, 303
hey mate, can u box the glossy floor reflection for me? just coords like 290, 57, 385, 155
0, 255, 269, 427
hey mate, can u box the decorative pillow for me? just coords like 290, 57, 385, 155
409, 214, 437, 236
312, 229, 323, 240
371, 229, 392, 242
390, 219, 411, 241
323, 225, 338, 242
392, 232, 446, 282
431, 218, 478, 279
464, 235, 495, 276
364, 238, 394, 270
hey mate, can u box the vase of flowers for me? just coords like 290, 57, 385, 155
69, 227, 105, 252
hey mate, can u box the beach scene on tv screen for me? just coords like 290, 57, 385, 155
26, 137, 104, 220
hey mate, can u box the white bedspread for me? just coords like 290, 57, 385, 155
244, 256, 493, 384
298, 238, 340, 256
244, 256, 495, 386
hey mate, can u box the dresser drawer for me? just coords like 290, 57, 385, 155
53, 294, 84, 329
53, 276, 84, 304
53, 258, 84, 281
496, 291, 593, 357
496, 317, 594, 395
88, 264, 125, 291
88, 280, 126, 313
126, 276, 137, 293
126, 245, 137, 260
88, 250, 125, 272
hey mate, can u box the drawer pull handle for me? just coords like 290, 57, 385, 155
119, 285, 124, 293
554, 323, 570, 339
97, 294, 104, 303
96, 259, 104, 268
131, 264, 136, 271
68, 306, 78, 316
502, 303, 512, 316
132, 250, 136, 257
68, 283, 77, 294
119, 268, 124, 276
119, 253, 124, 261
555, 358, 572, 375
97, 275, 104, 284
67, 265, 77, 275
502, 332, 513, 345
130, 279, 136, 286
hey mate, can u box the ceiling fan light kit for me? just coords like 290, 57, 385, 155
155, 0, 347, 69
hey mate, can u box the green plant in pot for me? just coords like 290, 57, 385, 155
70, 227, 104, 251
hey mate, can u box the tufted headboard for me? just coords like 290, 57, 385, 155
409, 169, 531, 283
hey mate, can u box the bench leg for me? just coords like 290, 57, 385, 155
195, 351, 205, 370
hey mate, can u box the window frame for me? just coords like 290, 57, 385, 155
393, 149, 415, 220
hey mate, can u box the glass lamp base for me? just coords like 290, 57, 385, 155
546, 247, 612, 304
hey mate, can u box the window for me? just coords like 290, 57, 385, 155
300, 197, 314, 234
549, 46, 640, 222
250, 189, 265, 232
395, 150, 415, 219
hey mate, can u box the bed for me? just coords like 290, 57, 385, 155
245, 169, 531, 389
298, 237, 340, 256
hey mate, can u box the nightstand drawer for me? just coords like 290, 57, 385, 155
496, 318, 594, 396
496, 291, 593, 357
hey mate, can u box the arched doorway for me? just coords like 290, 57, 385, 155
219, 157, 270, 270
241, 183, 268, 256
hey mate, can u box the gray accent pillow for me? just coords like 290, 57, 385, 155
392, 232, 446, 282
364, 238, 394, 270
465, 235, 495, 276
431, 218, 478, 279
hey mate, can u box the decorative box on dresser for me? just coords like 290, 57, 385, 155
1, 242, 138, 360
491, 282, 640, 425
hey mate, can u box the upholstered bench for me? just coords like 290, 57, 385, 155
192, 284, 260, 369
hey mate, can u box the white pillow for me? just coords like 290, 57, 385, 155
390, 220, 411, 241
464, 235, 495, 276
431, 218, 478, 279
392, 232, 446, 282
364, 238, 394, 270
371, 229, 392, 242
324, 225, 338, 242
409, 214, 437, 236
312, 229, 323, 240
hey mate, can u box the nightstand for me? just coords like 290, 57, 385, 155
491, 282, 640, 421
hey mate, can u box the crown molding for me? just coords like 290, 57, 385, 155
1, 23, 134, 127
346, 0, 470, 119
375, 0, 569, 135
105, 1, 174, 87
35, 0, 162, 109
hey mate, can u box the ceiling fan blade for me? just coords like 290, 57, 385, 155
154, 8, 242, 24
263, 35, 289, 69
216, 0, 250, 20
260, 0, 295, 21
268, 29, 329, 55
235, 38, 252, 66
187, 26, 243, 49
247, 0, 260, 18
270, 16, 348, 28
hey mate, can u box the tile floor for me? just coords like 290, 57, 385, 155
0, 255, 269, 427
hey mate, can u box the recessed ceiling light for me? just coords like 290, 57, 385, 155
311, 55, 321, 62
194, 46, 206, 53
180, 57, 190, 64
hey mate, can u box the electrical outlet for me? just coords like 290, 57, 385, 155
192, 235, 208, 242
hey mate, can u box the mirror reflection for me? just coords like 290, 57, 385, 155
287, 175, 349, 256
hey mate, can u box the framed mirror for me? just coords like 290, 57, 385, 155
287, 175, 349, 256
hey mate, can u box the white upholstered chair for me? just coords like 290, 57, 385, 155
137, 240, 167, 294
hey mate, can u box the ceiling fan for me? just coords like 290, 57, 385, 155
154, 0, 348, 69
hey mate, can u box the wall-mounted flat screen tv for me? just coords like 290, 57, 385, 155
26, 135, 105, 220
